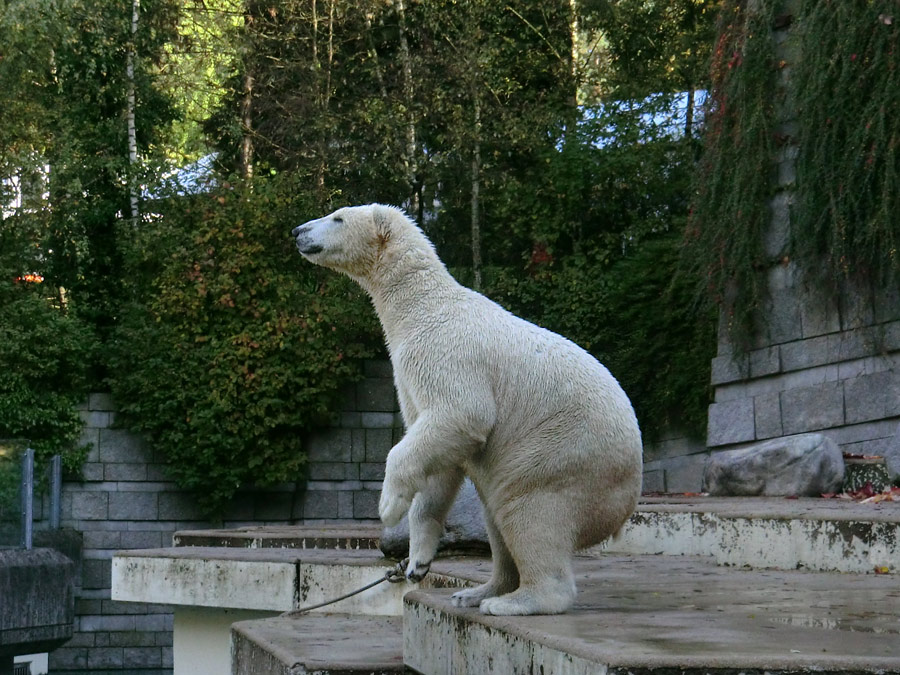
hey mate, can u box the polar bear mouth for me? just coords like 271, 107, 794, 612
298, 243, 323, 255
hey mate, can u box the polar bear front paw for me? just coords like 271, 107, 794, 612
379, 488, 412, 527
404, 558, 431, 582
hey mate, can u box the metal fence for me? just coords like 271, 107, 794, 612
0, 440, 62, 549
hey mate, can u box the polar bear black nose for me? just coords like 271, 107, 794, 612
292, 225, 305, 237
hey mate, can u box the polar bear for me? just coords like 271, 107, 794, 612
292, 204, 642, 615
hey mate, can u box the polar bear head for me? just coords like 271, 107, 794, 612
292, 203, 437, 282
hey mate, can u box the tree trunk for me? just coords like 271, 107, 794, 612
311, 0, 327, 201
126, 0, 140, 223
396, 0, 419, 218
471, 95, 482, 291
240, 7, 254, 180
685, 87, 695, 138
568, 0, 580, 132
240, 70, 254, 180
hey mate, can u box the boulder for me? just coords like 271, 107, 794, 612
885, 422, 900, 484
702, 433, 844, 496
379, 479, 489, 558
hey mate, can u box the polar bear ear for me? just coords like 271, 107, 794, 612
371, 204, 394, 248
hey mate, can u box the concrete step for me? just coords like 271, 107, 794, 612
404, 553, 900, 675
115, 502, 900, 674
173, 524, 382, 550
232, 614, 407, 675
602, 495, 900, 573
171, 497, 900, 574
112, 546, 478, 615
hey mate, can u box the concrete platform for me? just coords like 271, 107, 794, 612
112, 546, 474, 615
600, 495, 900, 573
170, 496, 900, 574
405, 553, 900, 675
232, 614, 406, 675
111, 498, 900, 674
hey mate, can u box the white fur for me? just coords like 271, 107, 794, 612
293, 204, 643, 615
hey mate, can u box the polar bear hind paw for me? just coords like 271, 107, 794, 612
378, 490, 412, 527
450, 585, 496, 608
478, 587, 574, 616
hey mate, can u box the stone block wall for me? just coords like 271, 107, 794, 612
708, 287, 900, 473
705, 4, 900, 483
47, 360, 401, 674
302, 360, 403, 520
641, 429, 708, 494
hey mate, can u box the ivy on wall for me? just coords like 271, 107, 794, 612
684, 0, 779, 345
793, 0, 899, 288
0, 238, 96, 479
685, 0, 899, 346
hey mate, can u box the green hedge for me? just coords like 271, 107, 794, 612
0, 281, 95, 478
108, 177, 380, 516
488, 230, 715, 443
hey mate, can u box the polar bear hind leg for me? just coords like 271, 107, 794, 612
479, 491, 578, 615
450, 508, 519, 607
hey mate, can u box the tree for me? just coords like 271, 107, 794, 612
1, 0, 179, 367
108, 177, 379, 515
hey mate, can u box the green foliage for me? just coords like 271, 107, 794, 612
107, 177, 380, 516
0, 0, 180, 362
474, 93, 716, 443
684, 0, 779, 345
687, 0, 899, 346
792, 0, 899, 287
0, 280, 95, 475
2, 0, 725, 494
585, 0, 720, 100
490, 230, 714, 443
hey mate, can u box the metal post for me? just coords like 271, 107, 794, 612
50, 454, 62, 529
20, 447, 34, 549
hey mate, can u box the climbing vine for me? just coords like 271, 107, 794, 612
686, 0, 899, 347
684, 0, 779, 346
792, 0, 899, 288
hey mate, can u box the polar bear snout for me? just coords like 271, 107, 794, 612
292, 223, 324, 257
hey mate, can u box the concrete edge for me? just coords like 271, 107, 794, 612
599, 510, 899, 574
403, 590, 900, 674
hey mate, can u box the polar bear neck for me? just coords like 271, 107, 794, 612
355, 229, 463, 347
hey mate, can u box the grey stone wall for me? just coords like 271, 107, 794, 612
708, 286, 900, 474
48, 360, 401, 673
302, 360, 402, 521
704, 5, 900, 485
641, 429, 708, 494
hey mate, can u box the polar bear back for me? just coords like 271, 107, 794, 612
392, 283, 641, 477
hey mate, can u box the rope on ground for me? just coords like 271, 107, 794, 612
279, 559, 409, 617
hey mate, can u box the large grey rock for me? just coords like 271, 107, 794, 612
380, 479, 489, 558
702, 433, 844, 497
886, 423, 900, 483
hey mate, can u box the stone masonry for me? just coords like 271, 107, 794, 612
640, 429, 707, 495
48, 360, 401, 674
706, 6, 900, 482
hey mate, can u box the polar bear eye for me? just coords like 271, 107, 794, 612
333, 216, 344, 224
